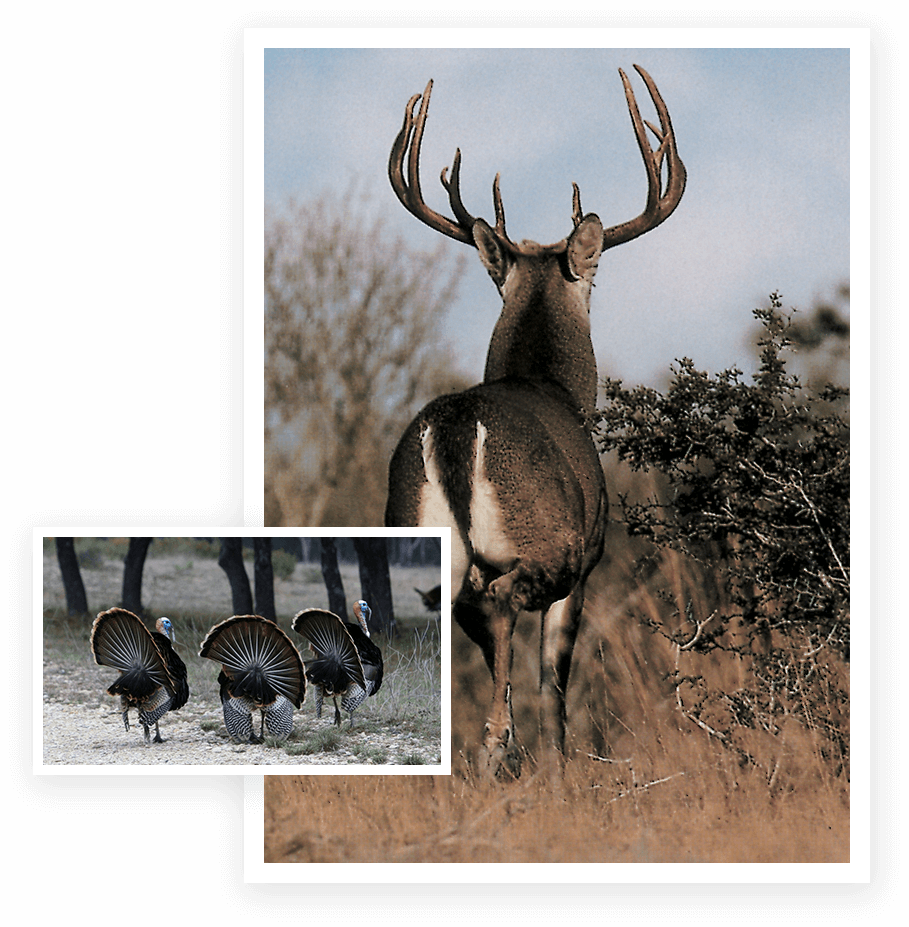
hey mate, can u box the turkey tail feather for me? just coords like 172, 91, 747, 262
199, 615, 305, 708
291, 608, 367, 690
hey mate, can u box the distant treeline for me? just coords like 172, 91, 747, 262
192, 536, 441, 567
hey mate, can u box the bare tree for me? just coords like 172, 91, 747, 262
218, 538, 253, 614
55, 538, 88, 615
264, 189, 469, 527
253, 538, 275, 622
352, 537, 395, 635
121, 537, 153, 615
319, 537, 347, 617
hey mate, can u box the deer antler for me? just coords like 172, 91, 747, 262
388, 79, 478, 246
389, 80, 526, 252
600, 64, 687, 250
389, 66, 686, 253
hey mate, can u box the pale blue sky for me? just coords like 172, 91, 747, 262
264, 46, 851, 387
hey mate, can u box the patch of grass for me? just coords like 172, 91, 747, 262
352, 744, 389, 764
286, 727, 344, 756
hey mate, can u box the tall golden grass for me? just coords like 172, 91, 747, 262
266, 756, 846, 864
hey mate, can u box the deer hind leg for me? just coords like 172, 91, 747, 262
460, 558, 566, 779
539, 585, 586, 771
482, 593, 521, 780
454, 590, 521, 780
454, 567, 522, 778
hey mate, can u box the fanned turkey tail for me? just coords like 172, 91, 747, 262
199, 615, 305, 743
90, 608, 189, 744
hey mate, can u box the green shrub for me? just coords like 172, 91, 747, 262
595, 294, 849, 769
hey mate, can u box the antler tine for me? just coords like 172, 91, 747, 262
571, 182, 583, 227
388, 79, 476, 246
492, 174, 511, 241
601, 64, 687, 250
440, 149, 477, 230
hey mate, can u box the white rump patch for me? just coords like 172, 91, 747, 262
468, 421, 516, 570
418, 424, 469, 602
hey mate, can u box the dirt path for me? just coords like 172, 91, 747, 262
41, 700, 435, 767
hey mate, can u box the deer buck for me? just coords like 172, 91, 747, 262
385, 65, 686, 778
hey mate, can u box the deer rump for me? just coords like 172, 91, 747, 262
386, 378, 607, 611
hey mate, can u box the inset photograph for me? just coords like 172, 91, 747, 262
37, 530, 449, 773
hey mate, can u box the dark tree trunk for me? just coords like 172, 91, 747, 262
218, 538, 253, 614
353, 537, 395, 635
55, 538, 88, 615
253, 537, 276, 622
319, 538, 347, 617
121, 537, 153, 615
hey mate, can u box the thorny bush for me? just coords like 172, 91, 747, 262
595, 294, 849, 774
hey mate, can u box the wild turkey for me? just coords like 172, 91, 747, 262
414, 585, 442, 613
291, 599, 384, 726
199, 615, 305, 743
90, 607, 189, 744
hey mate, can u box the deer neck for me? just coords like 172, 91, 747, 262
482, 258, 598, 416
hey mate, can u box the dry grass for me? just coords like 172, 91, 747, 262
265, 744, 847, 864
265, 541, 849, 864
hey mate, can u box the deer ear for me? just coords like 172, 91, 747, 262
473, 219, 509, 287
566, 214, 604, 281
